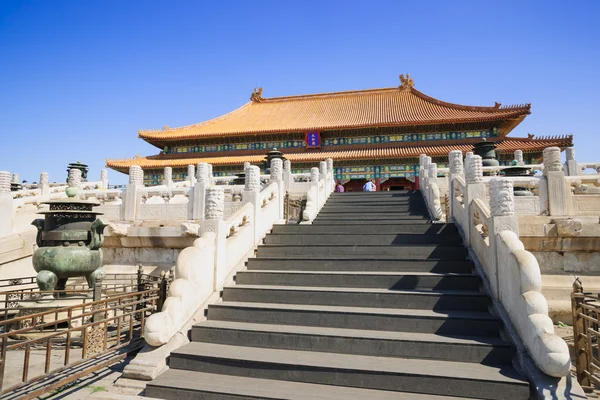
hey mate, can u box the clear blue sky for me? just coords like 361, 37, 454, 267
1, 1, 598, 184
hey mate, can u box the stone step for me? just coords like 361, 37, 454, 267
234, 271, 481, 290
318, 208, 429, 215
208, 302, 502, 337
223, 285, 490, 311
246, 258, 474, 273
324, 201, 425, 207
329, 191, 420, 197
312, 218, 431, 225
316, 212, 429, 219
320, 204, 427, 211
271, 224, 458, 235
191, 321, 513, 364
166, 343, 528, 399
256, 245, 468, 260
146, 370, 480, 400
264, 233, 463, 245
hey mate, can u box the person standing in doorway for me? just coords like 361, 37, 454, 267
363, 179, 376, 192
335, 180, 345, 192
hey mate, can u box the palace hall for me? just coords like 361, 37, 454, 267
106, 75, 573, 191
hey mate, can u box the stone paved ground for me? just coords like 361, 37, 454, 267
37, 357, 145, 400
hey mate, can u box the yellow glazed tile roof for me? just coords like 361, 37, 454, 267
138, 81, 531, 143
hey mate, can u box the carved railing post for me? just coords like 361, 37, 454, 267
488, 178, 518, 299
543, 147, 573, 216
421, 156, 431, 192
187, 164, 195, 186
207, 164, 213, 185
12, 173, 19, 187
464, 155, 485, 246
191, 162, 209, 220
326, 158, 334, 196
271, 158, 284, 220
565, 147, 579, 177
124, 165, 143, 221
243, 165, 261, 243
201, 187, 227, 289
448, 150, 464, 221
0, 171, 13, 238
310, 166, 321, 210
419, 154, 426, 189
283, 160, 292, 191
319, 161, 327, 207
163, 167, 173, 187
39, 172, 50, 197
100, 169, 109, 190
428, 162, 443, 221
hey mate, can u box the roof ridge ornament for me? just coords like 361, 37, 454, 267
399, 74, 414, 91
250, 87, 264, 102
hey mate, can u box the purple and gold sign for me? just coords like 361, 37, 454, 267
305, 132, 321, 148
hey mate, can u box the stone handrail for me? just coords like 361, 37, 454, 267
259, 182, 278, 207
436, 164, 544, 177
142, 159, 329, 351
421, 152, 571, 378
225, 202, 253, 238
144, 232, 216, 345
432, 146, 600, 217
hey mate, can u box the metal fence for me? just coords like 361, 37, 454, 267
0, 265, 172, 399
572, 278, 600, 391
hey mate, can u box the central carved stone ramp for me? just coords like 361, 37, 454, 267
146, 191, 530, 400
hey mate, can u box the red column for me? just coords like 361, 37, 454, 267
375, 178, 381, 191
